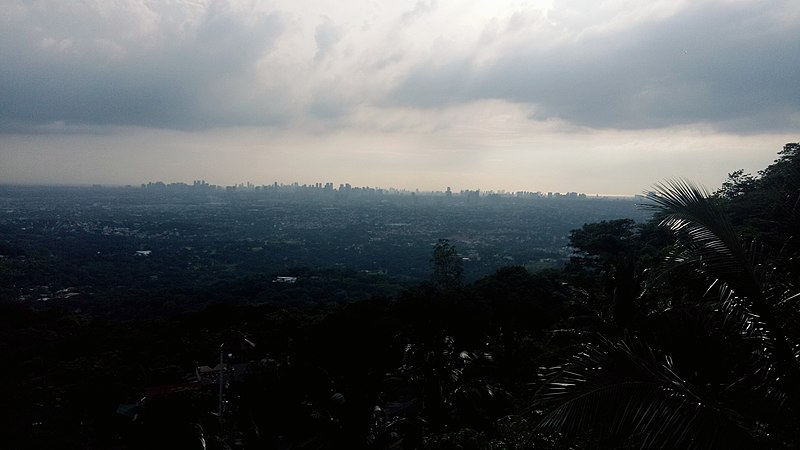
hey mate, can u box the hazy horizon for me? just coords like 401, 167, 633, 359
2, 1, 798, 194
1, 178, 644, 198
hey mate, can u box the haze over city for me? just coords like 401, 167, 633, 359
1, 0, 798, 194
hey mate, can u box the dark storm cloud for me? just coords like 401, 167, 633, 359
0, 2, 289, 132
391, 1, 800, 132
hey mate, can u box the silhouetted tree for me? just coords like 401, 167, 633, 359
534, 175, 800, 448
567, 219, 641, 329
648, 179, 800, 420
714, 169, 757, 200
430, 239, 463, 290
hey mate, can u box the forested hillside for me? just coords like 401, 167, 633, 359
1, 143, 798, 449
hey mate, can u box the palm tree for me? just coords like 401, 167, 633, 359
646, 180, 800, 413
533, 179, 800, 448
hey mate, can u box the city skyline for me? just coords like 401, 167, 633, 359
143, 179, 595, 197
13, 178, 606, 198
1, 1, 798, 194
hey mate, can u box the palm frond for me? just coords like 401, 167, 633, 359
646, 178, 800, 423
534, 334, 754, 449
645, 179, 763, 299
645, 181, 800, 352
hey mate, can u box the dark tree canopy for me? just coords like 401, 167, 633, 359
714, 169, 757, 200
568, 218, 637, 269
430, 239, 464, 290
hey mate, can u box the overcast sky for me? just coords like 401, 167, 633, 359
1, 0, 798, 194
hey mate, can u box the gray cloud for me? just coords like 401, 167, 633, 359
390, 1, 800, 132
309, 90, 348, 119
3, 0, 798, 136
400, 0, 439, 25
0, 1, 288, 132
314, 16, 342, 63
